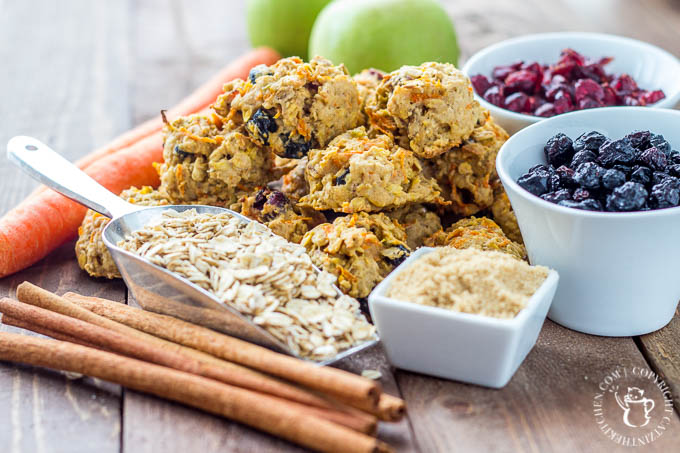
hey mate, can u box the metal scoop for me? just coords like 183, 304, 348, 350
7, 136, 377, 364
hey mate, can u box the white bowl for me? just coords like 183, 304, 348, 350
368, 247, 559, 388
497, 107, 680, 336
461, 32, 680, 134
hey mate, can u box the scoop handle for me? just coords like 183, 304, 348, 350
6, 136, 140, 218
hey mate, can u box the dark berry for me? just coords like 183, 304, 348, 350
598, 138, 636, 167
267, 190, 289, 209
612, 164, 632, 176
625, 130, 651, 150
606, 182, 648, 211
574, 162, 604, 189
650, 134, 671, 156
281, 135, 311, 159
652, 172, 673, 186
668, 164, 680, 178
470, 74, 492, 96
638, 147, 667, 171
483, 85, 504, 106
335, 168, 350, 185
384, 245, 411, 267
572, 188, 591, 201
630, 166, 652, 185
558, 199, 602, 211
670, 151, 680, 165
247, 108, 278, 145
248, 66, 272, 84
517, 169, 550, 197
173, 145, 192, 160
252, 189, 268, 210
571, 150, 597, 168
555, 165, 577, 187
544, 133, 574, 167
529, 164, 551, 173
573, 131, 607, 153
548, 173, 562, 191
505, 92, 530, 113
601, 168, 626, 190
649, 178, 680, 209
541, 189, 571, 204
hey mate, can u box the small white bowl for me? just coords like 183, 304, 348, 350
461, 32, 680, 134
496, 107, 680, 337
368, 247, 559, 388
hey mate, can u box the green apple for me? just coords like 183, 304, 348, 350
246, 0, 332, 60
309, 0, 459, 74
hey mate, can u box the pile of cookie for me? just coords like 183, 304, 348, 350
76, 56, 525, 299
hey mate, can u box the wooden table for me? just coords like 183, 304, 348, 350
1, 1, 679, 451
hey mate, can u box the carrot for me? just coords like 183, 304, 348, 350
0, 132, 164, 278
73, 47, 280, 170
30, 47, 280, 196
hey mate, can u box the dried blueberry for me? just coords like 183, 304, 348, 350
544, 133, 574, 167
570, 150, 597, 168
630, 166, 652, 185
649, 178, 680, 209
248, 66, 272, 84
597, 138, 636, 167
173, 145, 192, 160
650, 134, 671, 156
252, 188, 268, 210
267, 190, 289, 209
517, 168, 551, 197
572, 188, 591, 201
652, 172, 673, 186
335, 168, 350, 185
558, 199, 602, 211
541, 189, 571, 204
638, 147, 667, 171
574, 162, 604, 189
384, 245, 411, 267
601, 168, 626, 190
573, 131, 607, 153
612, 164, 632, 176
668, 164, 680, 178
606, 182, 648, 211
555, 165, 577, 187
247, 108, 278, 145
625, 130, 651, 150
670, 151, 680, 165
281, 135, 311, 159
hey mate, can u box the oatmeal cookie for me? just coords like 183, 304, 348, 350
422, 116, 509, 216
386, 204, 442, 250
75, 186, 169, 279
353, 68, 385, 121
302, 212, 410, 298
365, 62, 485, 158
213, 56, 363, 159
424, 216, 526, 261
490, 178, 523, 244
239, 188, 324, 244
280, 157, 309, 202
157, 114, 274, 206
299, 127, 443, 213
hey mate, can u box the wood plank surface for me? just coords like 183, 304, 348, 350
1, 1, 680, 452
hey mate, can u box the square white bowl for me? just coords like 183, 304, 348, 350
368, 247, 559, 388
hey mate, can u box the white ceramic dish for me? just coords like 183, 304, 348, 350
368, 247, 559, 388
496, 107, 680, 336
461, 32, 680, 134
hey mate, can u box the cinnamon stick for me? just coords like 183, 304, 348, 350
16, 283, 352, 411
0, 297, 375, 434
55, 289, 381, 407
0, 332, 391, 453
2, 314, 101, 349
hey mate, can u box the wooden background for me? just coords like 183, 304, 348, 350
1, 0, 680, 451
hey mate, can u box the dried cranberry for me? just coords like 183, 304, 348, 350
504, 92, 530, 112
535, 103, 555, 117
483, 85, 504, 107
623, 95, 640, 106
574, 79, 604, 103
578, 98, 601, 110
553, 90, 574, 114
492, 62, 522, 81
470, 74, 491, 96
639, 90, 666, 105
504, 70, 539, 95
612, 74, 639, 96
601, 85, 618, 106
